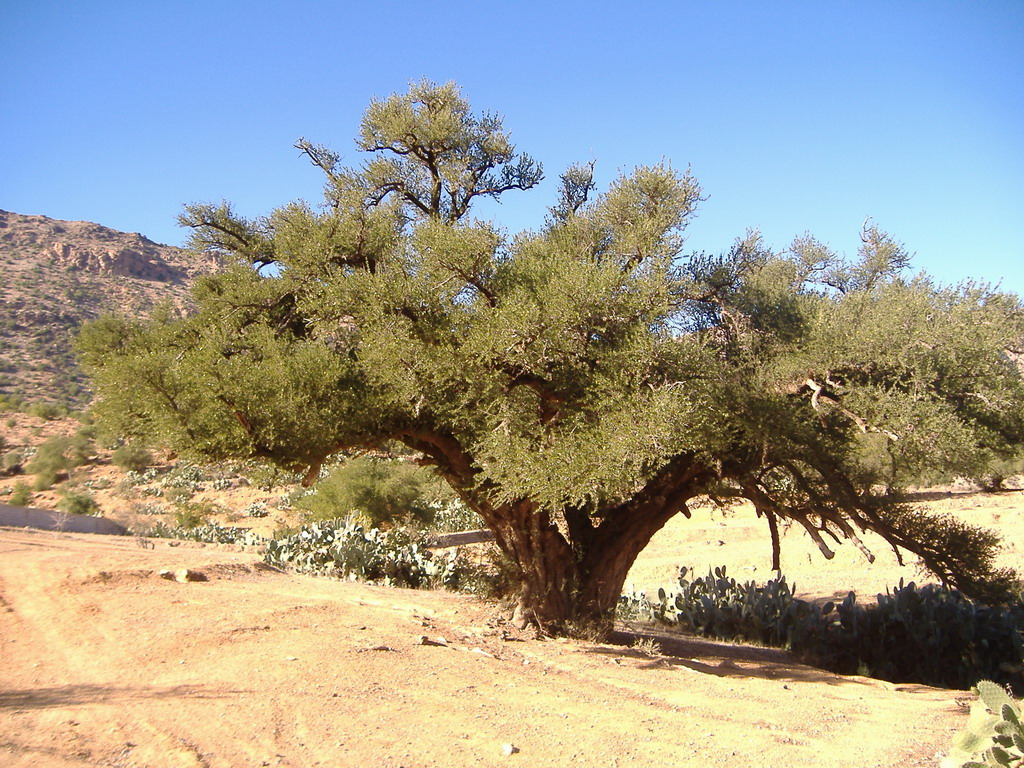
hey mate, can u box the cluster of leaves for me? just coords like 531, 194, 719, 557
121, 467, 160, 487
264, 517, 470, 590
8, 481, 32, 506
56, 489, 99, 517
944, 681, 1024, 767
424, 499, 484, 534
2, 448, 23, 475
296, 455, 460, 529
111, 443, 153, 472
25, 401, 68, 421
620, 566, 823, 648
242, 501, 269, 518
621, 567, 1024, 692
144, 520, 265, 546
25, 432, 94, 490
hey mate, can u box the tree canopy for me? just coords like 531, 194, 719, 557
79, 80, 1024, 631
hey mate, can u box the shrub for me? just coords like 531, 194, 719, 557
32, 469, 58, 491
9, 481, 31, 506
621, 567, 1024, 693
128, 501, 166, 516
25, 401, 64, 421
162, 464, 206, 491
265, 517, 471, 590
145, 520, 265, 546
427, 499, 484, 534
57, 490, 99, 517
942, 680, 1024, 767
298, 456, 455, 528
173, 501, 215, 529
121, 467, 160, 489
242, 501, 269, 518
0, 395, 24, 413
2, 450, 22, 475
26, 436, 72, 477
112, 444, 153, 472
164, 486, 194, 504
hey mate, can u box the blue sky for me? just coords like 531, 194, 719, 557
2, 1, 1022, 293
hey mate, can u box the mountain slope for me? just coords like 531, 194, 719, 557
0, 210, 220, 405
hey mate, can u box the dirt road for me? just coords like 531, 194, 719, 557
0, 525, 966, 767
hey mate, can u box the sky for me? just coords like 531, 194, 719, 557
2, 1, 1022, 293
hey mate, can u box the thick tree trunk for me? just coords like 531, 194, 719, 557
490, 500, 581, 632
493, 500, 694, 632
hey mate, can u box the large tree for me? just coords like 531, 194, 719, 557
80, 81, 1024, 631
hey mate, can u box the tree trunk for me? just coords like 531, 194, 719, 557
493, 501, 691, 633
491, 500, 581, 632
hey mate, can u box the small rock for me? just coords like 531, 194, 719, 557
418, 635, 449, 647
502, 743, 519, 756
159, 568, 206, 582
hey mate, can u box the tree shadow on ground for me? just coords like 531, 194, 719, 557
595, 627, 883, 688
0, 683, 237, 711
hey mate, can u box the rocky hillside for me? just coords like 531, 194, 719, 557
0, 210, 220, 405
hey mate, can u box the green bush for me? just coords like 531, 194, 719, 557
298, 455, 455, 528
2, 450, 22, 475
427, 499, 484, 534
943, 680, 1024, 767
26, 437, 70, 476
265, 517, 471, 590
145, 520, 265, 546
0, 394, 23, 413
621, 567, 1024, 693
242, 501, 269, 518
57, 490, 99, 517
9, 481, 31, 506
25, 401, 65, 421
32, 469, 58, 491
172, 501, 216, 530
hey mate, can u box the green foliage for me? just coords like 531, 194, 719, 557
32, 471, 56, 491
0, 394, 24, 413
265, 517, 470, 590
145, 520, 265, 546
943, 681, 1024, 767
78, 81, 1024, 628
2, 449, 22, 475
25, 401, 65, 421
111, 443, 153, 472
173, 501, 214, 529
621, 565, 818, 648
242, 501, 269, 518
24, 433, 94, 491
57, 489, 99, 517
9, 481, 31, 506
425, 499, 484, 534
621, 568, 1024, 693
297, 455, 452, 527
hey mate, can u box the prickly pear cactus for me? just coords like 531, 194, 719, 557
943, 680, 1024, 767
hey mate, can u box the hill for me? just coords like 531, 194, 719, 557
0, 210, 220, 405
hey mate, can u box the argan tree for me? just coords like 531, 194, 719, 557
79, 80, 1024, 631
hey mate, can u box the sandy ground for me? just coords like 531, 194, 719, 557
6, 492, 1021, 767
